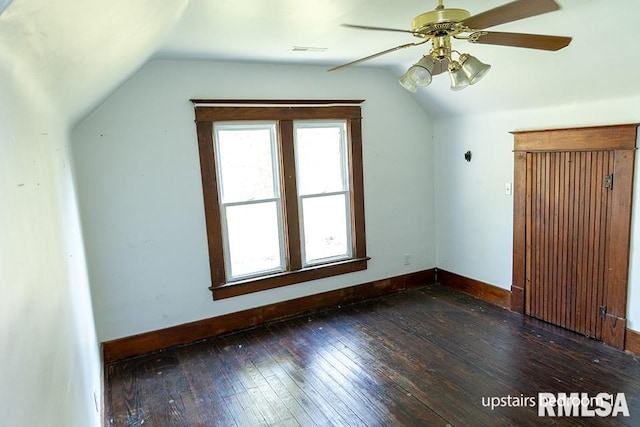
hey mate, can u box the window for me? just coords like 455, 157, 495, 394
215, 122, 284, 280
193, 100, 368, 299
295, 121, 351, 266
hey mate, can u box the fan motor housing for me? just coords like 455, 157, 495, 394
411, 8, 470, 32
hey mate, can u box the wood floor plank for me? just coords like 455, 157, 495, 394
219, 334, 298, 426
318, 300, 532, 422
266, 321, 371, 426
176, 347, 238, 427
106, 285, 640, 426
285, 316, 443, 426
333, 303, 521, 425
242, 328, 327, 427
298, 314, 453, 426
207, 342, 269, 426
256, 322, 365, 426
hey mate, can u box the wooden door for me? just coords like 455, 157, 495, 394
525, 150, 613, 340
511, 124, 637, 349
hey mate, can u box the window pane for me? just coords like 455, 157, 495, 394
296, 124, 346, 195
301, 194, 350, 263
226, 202, 282, 278
217, 125, 277, 203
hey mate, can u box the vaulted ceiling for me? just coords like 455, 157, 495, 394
2, 0, 639, 121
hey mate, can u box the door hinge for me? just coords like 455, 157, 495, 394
604, 174, 614, 190
599, 305, 607, 319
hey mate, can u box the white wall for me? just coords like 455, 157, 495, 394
0, 52, 101, 427
72, 59, 437, 342
434, 95, 640, 331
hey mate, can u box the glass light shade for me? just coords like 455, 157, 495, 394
449, 64, 470, 91
407, 55, 435, 87
460, 54, 491, 85
398, 73, 418, 93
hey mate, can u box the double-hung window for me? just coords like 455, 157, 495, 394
215, 122, 285, 279
295, 121, 352, 266
193, 100, 368, 299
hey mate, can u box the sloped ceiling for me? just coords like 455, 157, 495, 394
0, 0, 188, 124
2, 0, 640, 121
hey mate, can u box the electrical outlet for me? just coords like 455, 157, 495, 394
403, 254, 411, 265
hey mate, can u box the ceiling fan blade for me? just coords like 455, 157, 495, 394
470, 31, 571, 51
431, 58, 450, 76
328, 40, 428, 72
463, 0, 561, 30
341, 24, 416, 35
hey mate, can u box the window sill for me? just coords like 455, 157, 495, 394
209, 257, 370, 300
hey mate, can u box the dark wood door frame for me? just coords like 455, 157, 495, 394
511, 124, 638, 349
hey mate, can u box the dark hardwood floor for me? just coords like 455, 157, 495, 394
106, 285, 640, 426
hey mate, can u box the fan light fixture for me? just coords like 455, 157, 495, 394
399, 51, 491, 92
330, 0, 572, 93
398, 73, 418, 93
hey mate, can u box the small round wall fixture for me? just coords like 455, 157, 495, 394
464, 150, 472, 162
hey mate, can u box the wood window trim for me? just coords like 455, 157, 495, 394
511, 123, 638, 349
193, 100, 368, 300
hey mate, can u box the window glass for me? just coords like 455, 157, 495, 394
295, 123, 347, 195
217, 124, 277, 203
225, 201, 283, 278
301, 194, 350, 264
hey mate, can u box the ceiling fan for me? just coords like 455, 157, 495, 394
329, 0, 572, 92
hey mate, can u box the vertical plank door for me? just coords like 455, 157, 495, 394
525, 150, 613, 339
511, 124, 637, 349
